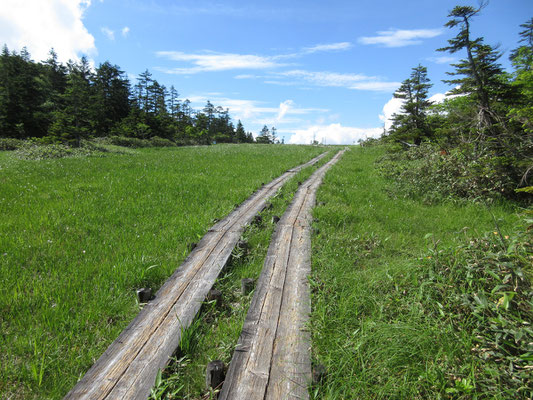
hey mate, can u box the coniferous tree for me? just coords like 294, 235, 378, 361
49, 57, 94, 145
388, 64, 432, 144
256, 125, 273, 143
437, 3, 512, 133
92, 61, 130, 136
509, 18, 533, 133
235, 120, 247, 142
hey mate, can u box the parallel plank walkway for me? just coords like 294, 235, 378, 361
64, 152, 327, 400
219, 149, 345, 400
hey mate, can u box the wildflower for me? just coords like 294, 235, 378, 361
504, 235, 509, 239
493, 231, 498, 235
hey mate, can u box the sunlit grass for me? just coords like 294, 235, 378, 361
309, 146, 520, 399
0, 144, 324, 399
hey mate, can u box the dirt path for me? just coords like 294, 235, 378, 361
219, 149, 345, 400
64, 152, 328, 400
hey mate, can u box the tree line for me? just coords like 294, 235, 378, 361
0, 46, 265, 145
383, 4, 532, 198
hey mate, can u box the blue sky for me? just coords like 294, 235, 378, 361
1, 0, 531, 143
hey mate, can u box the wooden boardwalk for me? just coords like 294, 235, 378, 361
219, 150, 345, 400
64, 152, 327, 400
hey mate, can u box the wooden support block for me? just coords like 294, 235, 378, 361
136, 288, 152, 303
206, 360, 225, 389
312, 364, 327, 385
241, 278, 255, 295
236, 240, 248, 252
206, 289, 223, 307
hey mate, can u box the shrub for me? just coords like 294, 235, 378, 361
0, 138, 25, 150
377, 143, 519, 203
104, 136, 153, 148
421, 221, 532, 398
150, 136, 176, 147
13, 142, 105, 160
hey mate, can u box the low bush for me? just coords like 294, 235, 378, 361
150, 136, 176, 147
103, 136, 153, 148
101, 136, 177, 148
421, 218, 532, 398
13, 141, 106, 160
0, 138, 25, 151
377, 143, 522, 203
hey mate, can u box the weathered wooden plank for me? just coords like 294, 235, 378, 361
64, 152, 327, 400
219, 150, 345, 400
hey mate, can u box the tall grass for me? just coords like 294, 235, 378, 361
310, 146, 521, 399
0, 144, 324, 399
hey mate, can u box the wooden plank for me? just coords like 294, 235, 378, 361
64, 152, 327, 400
219, 150, 345, 400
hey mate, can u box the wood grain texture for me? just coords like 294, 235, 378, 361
219, 150, 345, 400
64, 152, 327, 400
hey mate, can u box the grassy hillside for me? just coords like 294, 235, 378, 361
0, 144, 324, 399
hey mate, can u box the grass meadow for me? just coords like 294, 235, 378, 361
310, 146, 524, 399
0, 144, 324, 399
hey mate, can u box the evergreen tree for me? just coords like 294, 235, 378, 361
92, 61, 130, 136
437, 3, 511, 133
49, 57, 94, 145
388, 64, 432, 144
509, 18, 533, 133
235, 120, 247, 142
256, 125, 273, 144
0, 46, 49, 138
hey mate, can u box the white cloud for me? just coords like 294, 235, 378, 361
379, 97, 403, 131
101, 26, 115, 40
157, 41, 353, 75
121, 26, 130, 37
358, 28, 442, 47
186, 94, 326, 128
288, 123, 383, 145
427, 55, 456, 64
379, 90, 461, 132
0, 0, 96, 62
234, 74, 258, 79
156, 51, 285, 74
302, 42, 352, 54
277, 100, 294, 122
277, 70, 400, 92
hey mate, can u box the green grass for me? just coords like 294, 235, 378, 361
0, 144, 324, 399
310, 146, 523, 399
149, 150, 337, 399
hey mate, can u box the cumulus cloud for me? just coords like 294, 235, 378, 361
379, 90, 461, 132
0, 0, 96, 62
359, 28, 442, 47
121, 26, 130, 37
288, 123, 382, 145
156, 51, 286, 74
379, 97, 404, 131
101, 27, 115, 40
